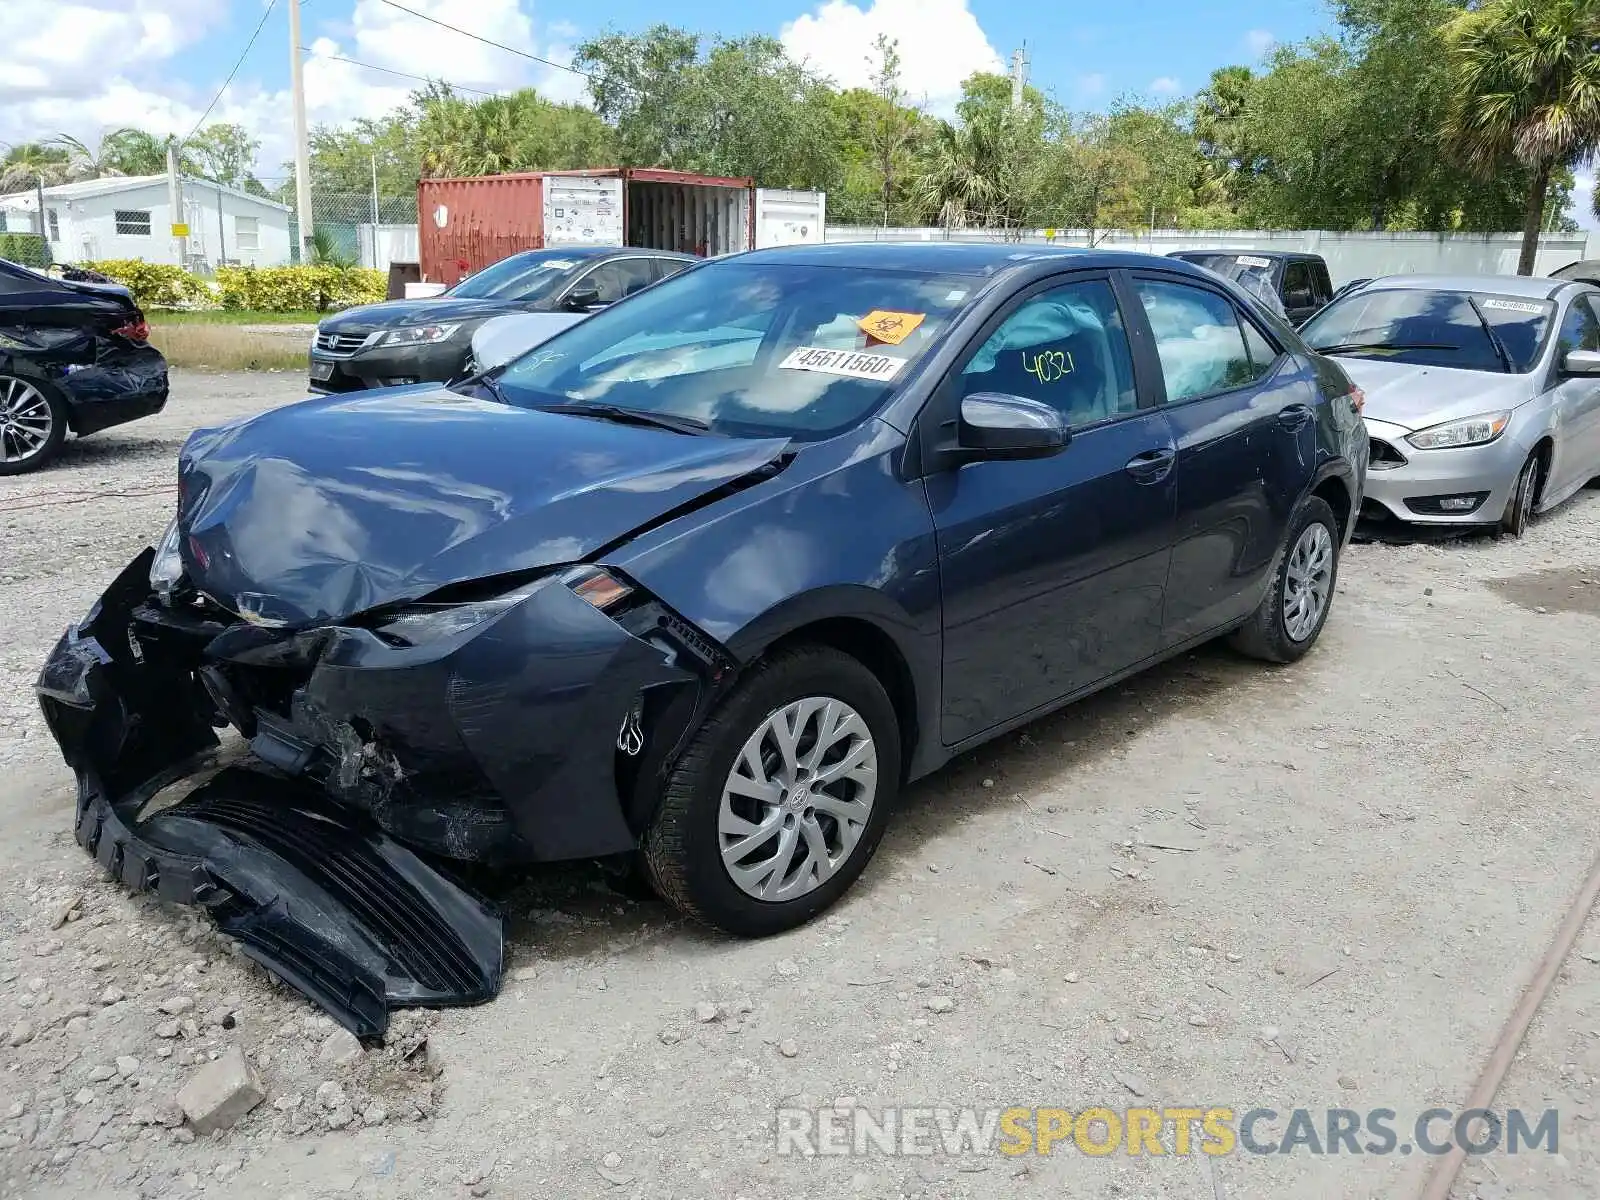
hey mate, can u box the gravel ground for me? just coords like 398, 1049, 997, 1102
2, 371, 1599, 1199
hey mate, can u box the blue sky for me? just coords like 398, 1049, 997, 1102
4, 0, 1592, 226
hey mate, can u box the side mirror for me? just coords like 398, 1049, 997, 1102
1565, 348, 1600, 376
957, 393, 1068, 460
563, 286, 602, 312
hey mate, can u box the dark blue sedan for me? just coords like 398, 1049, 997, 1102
38, 243, 1367, 1033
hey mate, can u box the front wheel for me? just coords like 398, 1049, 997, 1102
1230, 495, 1341, 664
643, 645, 900, 937
1499, 452, 1541, 538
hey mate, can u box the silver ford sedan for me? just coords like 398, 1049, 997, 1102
1298, 273, 1600, 536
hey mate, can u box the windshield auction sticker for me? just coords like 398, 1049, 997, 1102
1480, 298, 1546, 314
857, 310, 926, 345
779, 346, 907, 381
1236, 255, 1273, 269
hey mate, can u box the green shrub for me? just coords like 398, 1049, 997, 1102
215, 265, 385, 313
79, 260, 211, 309
0, 234, 49, 268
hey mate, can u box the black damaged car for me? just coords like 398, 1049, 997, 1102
0, 257, 168, 474
39, 243, 1366, 1034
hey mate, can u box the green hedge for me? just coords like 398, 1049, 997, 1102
80, 260, 210, 309
0, 234, 50, 268
216, 265, 386, 313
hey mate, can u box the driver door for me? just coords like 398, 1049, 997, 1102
923, 273, 1178, 745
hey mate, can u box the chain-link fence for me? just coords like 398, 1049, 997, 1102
287, 193, 419, 270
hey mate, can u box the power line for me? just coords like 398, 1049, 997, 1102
374, 0, 592, 81
305, 49, 501, 97
185, 0, 279, 144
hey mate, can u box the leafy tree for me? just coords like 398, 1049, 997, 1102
43, 130, 141, 180
0, 143, 71, 192
101, 129, 170, 177
865, 36, 917, 225
414, 86, 613, 177
184, 124, 263, 191
1444, 0, 1600, 273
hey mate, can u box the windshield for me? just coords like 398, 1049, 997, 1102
489, 262, 974, 440
1175, 254, 1284, 314
1299, 287, 1553, 373
447, 251, 591, 301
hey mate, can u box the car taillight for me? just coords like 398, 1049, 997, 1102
113, 319, 150, 342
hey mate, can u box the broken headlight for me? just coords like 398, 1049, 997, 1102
378, 579, 550, 645
149, 517, 184, 600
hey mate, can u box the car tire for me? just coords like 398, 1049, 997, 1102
1499, 452, 1541, 538
642, 645, 901, 937
1229, 494, 1341, 664
0, 374, 68, 476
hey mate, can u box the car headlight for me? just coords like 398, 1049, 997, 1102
1405, 411, 1510, 450
376, 568, 635, 645
380, 323, 461, 347
149, 516, 184, 598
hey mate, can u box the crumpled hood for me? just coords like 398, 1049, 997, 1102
320, 297, 529, 331
174, 387, 789, 625
1331, 356, 1532, 431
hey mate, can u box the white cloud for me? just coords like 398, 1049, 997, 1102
780, 0, 1003, 115
1148, 77, 1181, 96
1244, 29, 1275, 57
0, 0, 587, 187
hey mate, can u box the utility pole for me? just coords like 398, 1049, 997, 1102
34, 175, 48, 263
216, 182, 225, 266
166, 141, 188, 268
288, 0, 314, 260
1010, 45, 1029, 109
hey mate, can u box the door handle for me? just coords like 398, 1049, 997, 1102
1124, 446, 1176, 483
1278, 403, 1314, 429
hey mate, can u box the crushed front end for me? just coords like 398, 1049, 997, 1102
36, 543, 721, 1034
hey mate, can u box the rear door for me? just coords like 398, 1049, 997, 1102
754, 189, 827, 248
1127, 271, 1313, 646
542, 176, 625, 247
926, 271, 1178, 744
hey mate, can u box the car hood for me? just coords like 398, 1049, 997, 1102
320, 297, 532, 331
173, 387, 790, 626
1328, 356, 1533, 431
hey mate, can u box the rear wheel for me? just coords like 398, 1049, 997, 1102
1230, 495, 1340, 664
643, 645, 900, 937
0, 375, 66, 475
1499, 452, 1541, 538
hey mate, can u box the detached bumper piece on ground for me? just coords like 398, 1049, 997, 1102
36, 551, 504, 1037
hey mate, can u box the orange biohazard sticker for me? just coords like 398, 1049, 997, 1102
858, 310, 926, 346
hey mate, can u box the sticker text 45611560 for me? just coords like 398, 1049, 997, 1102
779, 346, 908, 381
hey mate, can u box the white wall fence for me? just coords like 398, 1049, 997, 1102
824, 226, 1600, 285
356, 223, 419, 273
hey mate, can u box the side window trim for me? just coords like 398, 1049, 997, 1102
1125, 270, 1281, 408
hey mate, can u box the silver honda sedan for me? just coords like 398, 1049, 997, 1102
1298, 273, 1600, 535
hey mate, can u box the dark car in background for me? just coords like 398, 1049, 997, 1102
0, 256, 168, 475
40, 243, 1365, 1033
1167, 250, 1335, 326
309, 245, 696, 393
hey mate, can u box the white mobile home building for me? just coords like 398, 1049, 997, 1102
0, 175, 292, 269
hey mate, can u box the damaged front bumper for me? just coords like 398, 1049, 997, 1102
37, 548, 717, 1033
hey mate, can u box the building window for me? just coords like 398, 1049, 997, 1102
46, 209, 59, 241
114, 210, 152, 236
234, 216, 259, 251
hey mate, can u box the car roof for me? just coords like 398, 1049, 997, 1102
1168, 249, 1323, 263
1358, 273, 1572, 300
505, 246, 698, 263
732, 241, 1221, 278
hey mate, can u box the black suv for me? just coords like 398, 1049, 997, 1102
1166, 250, 1335, 327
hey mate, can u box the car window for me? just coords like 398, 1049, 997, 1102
580, 259, 656, 305
1299, 288, 1553, 373
1135, 279, 1266, 402
446, 251, 596, 301
957, 279, 1137, 429
1556, 295, 1600, 357
1240, 318, 1280, 371
493, 261, 974, 440
1283, 262, 1314, 307
654, 258, 692, 282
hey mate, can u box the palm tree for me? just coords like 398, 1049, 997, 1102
1444, 0, 1600, 275
101, 129, 172, 177
0, 143, 70, 193
44, 130, 140, 182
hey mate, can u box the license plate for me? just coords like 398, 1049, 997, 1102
309, 359, 334, 382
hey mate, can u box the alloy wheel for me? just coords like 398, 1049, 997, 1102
1282, 521, 1334, 642
0, 377, 53, 465
718, 696, 878, 903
